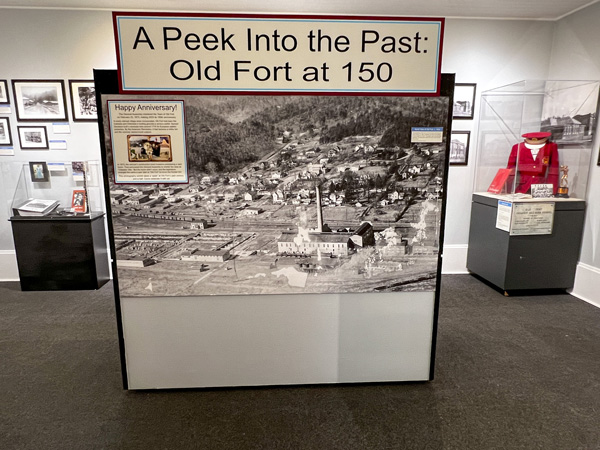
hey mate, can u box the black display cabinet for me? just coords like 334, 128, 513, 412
466, 194, 585, 293
9, 160, 109, 291
10, 212, 110, 291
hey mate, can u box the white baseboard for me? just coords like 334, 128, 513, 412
570, 263, 600, 309
0, 250, 19, 281
442, 244, 469, 274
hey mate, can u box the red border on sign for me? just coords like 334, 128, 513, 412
112, 12, 444, 97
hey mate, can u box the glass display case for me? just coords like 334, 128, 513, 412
474, 80, 599, 200
8, 160, 109, 290
10, 160, 103, 217
467, 80, 599, 293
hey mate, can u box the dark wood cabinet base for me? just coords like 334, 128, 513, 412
10, 213, 110, 291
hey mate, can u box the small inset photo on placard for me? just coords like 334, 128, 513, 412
127, 135, 172, 162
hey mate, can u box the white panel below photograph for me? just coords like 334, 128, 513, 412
121, 291, 435, 389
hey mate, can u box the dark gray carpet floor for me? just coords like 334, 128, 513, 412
0, 275, 599, 450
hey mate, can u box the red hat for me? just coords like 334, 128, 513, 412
522, 131, 551, 140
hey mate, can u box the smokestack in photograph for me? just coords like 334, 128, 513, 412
316, 185, 324, 232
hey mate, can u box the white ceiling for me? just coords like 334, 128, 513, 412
1, 0, 599, 21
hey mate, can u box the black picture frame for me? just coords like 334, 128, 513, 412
0, 79, 9, 105
69, 79, 97, 121
12, 79, 68, 122
453, 83, 477, 120
449, 131, 470, 165
29, 161, 50, 182
0, 117, 12, 146
18, 126, 49, 150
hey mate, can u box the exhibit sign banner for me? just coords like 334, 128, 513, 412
108, 100, 187, 184
112, 12, 444, 95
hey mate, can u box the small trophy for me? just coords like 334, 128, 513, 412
557, 165, 569, 198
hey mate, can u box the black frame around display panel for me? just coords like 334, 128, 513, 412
95, 69, 455, 389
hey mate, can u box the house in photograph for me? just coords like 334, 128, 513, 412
181, 249, 230, 262
190, 219, 208, 230
453, 100, 472, 116
542, 116, 586, 141
450, 139, 467, 161
350, 222, 375, 248
242, 207, 262, 215
224, 192, 238, 202
272, 190, 285, 203
110, 193, 126, 205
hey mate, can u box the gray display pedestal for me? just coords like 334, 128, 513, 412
466, 193, 585, 293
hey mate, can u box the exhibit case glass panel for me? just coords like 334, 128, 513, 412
474, 80, 599, 200
10, 160, 103, 217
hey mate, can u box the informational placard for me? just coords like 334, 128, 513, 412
411, 127, 443, 143
510, 202, 555, 236
108, 100, 187, 183
113, 13, 444, 95
52, 123, 71, 134
531, 183, 553, 198
49, 140, 68, 150
496, 200, 512, 232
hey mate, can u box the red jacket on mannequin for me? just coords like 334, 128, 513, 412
506, 132, 559, 194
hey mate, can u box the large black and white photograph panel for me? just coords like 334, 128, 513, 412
0, 79, 9, 104
103, 95, 449, 297
449, 131, 470, 165
0, 117, 12, 146
453, 83, 476, 119
69, 80, 97, 121
12, 79, 68, 121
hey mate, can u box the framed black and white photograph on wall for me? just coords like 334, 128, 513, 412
69, 80, 97, 121
12, 79, 68, 121
453, 83, 477, 119
449, 131, 470, 165
18, 126, 49, 149
0, 117, 12, 146
0, 80, 9, 105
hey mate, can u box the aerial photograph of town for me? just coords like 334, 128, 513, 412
103, 95, 450, 297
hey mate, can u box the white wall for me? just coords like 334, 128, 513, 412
0, 9, 115, 278
440, 19, 555, 272
548, 3, 600, 307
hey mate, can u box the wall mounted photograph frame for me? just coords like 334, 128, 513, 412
449, 131, 470, 165
0, 117, 12, 146
12, 79, 68, 121
29, 161, 50, 182
69, 79, 97, 121
0, 80, 9, 104
18, 126, 49, 149
453, 83, 477, 119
